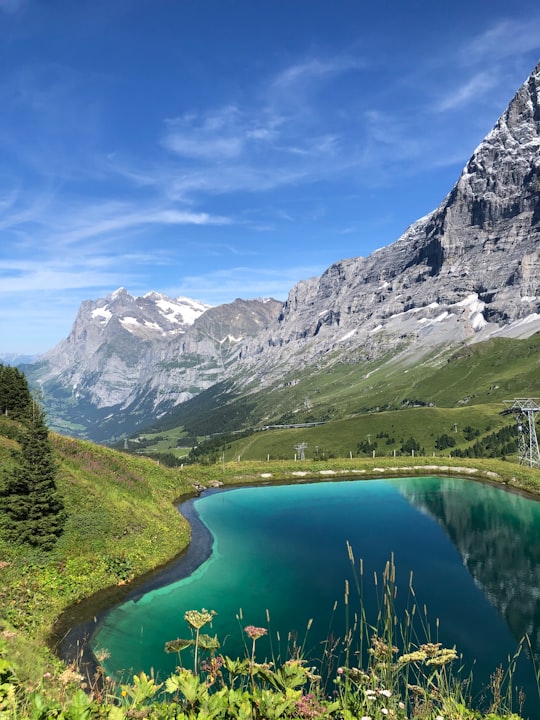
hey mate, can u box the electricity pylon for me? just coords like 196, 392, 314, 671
502, 399, 540, 468
294, 442, 308, 460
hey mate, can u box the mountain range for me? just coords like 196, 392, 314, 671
24, 59, 540, 443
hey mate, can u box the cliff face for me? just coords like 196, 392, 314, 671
234, 61, 540, 379
33, 291, 282, 421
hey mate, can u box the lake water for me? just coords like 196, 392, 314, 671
92, 476, 540, 715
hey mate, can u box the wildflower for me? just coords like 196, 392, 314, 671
59, 667, 84, 686
94, 648, 110, 663
360, 716, 372, 720
369, 634, 397, 660
419, 642, 442, 656
244, 625, 267, 640
184, 608, 216, 630
380, 689, 392, 698
381, 710, 389, 716
425, 646, 458, 667
43, 672, 52, 679
295, 693, 327, 719
397, 650, 427, 664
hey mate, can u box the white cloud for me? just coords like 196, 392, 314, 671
272, 56, 365, 91
462, 18, 540, 65
0, 194, 231, 247
163, 106, 268, 161
435, 71, 498, 112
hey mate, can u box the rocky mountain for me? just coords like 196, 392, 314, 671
36, 289, 211, 407
25, 60, 540, 442
26, 291, 281, 439
235, 60, 540, 379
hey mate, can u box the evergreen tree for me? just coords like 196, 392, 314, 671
0, 364, 32, 422
0, 403, 66, 550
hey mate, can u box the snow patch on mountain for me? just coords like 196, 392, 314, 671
91, 308, 113, 323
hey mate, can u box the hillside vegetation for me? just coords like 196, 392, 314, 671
3, 417, 540, 718
3, 361, 540, 718
124, 333, 540, 463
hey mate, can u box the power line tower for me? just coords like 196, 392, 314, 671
501, 399, 540, 468
294, 442, 308, 460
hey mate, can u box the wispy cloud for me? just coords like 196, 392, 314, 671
271, 56, 365, 91
172, 264, 323, 305
163, 107, 246, 160
52, 206, 231, 245
431, 17, 540, 116
435, 71, 498, 112
462, 18, 540, 65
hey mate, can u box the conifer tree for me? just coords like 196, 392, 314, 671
0, 364, 32, 422
0, 403, 66, 550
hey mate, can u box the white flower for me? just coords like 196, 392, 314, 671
380, 689, 392, 697
381, 710, 389, 716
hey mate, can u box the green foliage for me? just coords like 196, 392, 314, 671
0, 364, 33, 423
435, 433, 457, 450
452, 424, 518, 459
104, 555, 135, 582
401, 436, 424, 455
356, 439, 377, 455
0, 396, 66, 551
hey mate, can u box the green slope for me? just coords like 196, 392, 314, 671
129, 333, 540, 460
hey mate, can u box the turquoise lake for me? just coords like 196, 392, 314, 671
91, 476, 540, 714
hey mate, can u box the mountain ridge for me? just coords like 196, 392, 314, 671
24, 59, 540, 442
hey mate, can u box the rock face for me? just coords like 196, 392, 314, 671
235, 60, 540, 379
29, 291, 282, 438
26, 61, 540, 439
37, 288, 212, 408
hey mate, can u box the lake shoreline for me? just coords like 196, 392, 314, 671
52, 491, 219, 678
51, 463, 540, 680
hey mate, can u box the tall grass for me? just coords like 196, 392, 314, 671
1, 551, 532, 719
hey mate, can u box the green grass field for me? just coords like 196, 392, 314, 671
129, 333, 540, 461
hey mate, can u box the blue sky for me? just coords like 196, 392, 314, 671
1, 0, 540, 355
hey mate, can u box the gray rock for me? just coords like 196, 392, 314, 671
26, 61, 540, 439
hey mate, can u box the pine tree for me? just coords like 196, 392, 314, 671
0, 364, 33, 422
0, 403, 66, 550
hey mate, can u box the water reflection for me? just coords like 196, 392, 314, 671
397, 477, 540, 661
89, 476, 540, 717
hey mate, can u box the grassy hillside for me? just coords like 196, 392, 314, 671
218, 404, 510, 461
127, 333, 540, 461
0, 426, 193, 686
3, 412, 540, 718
